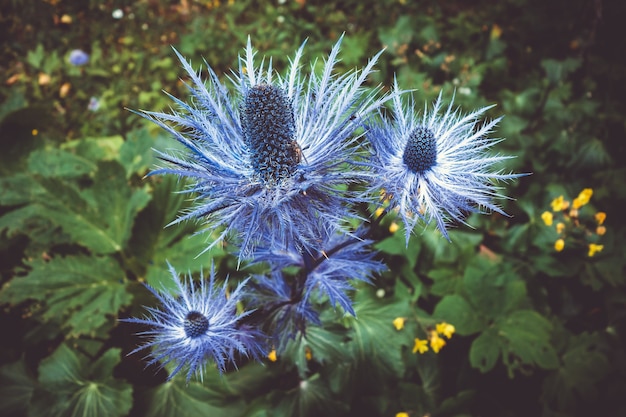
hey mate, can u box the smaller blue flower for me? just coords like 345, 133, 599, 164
367, 86, 523, 242
123, 263, 264, 381
87, 96, 100, 112
68, 49, 89, 66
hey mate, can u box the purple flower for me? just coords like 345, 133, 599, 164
366, 87, 523, 242
68, 49, 89, 66
123, 264, 265, 381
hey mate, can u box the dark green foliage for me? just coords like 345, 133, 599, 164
1, 0, 625, 416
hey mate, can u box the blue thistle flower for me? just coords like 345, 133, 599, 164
249, 226, 383, 337
68, 49, 89, 66
367, 87, 523, 242
138, 36, 387, 260
123, 264, 264, 381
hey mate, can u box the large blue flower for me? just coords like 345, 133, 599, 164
367, 87, 522, 242
139, 37, 387, 259
124, 264, 264, 381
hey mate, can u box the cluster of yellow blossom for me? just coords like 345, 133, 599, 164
393, 317, 455, 354
266, 346, 313, 363
541, 188, 606, 257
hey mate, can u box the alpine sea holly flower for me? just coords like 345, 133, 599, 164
123, 264, 264, 381
138, 37, 387, 260
367, 86, 522, 242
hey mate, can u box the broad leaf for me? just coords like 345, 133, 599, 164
34, 344, 132, 417
0, 255, 132, 337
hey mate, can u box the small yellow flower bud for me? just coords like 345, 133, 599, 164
551, 195, 569, 212
556, 222, 565, 234
60, 14, 72, 24
595, 212, 606, 225
396, 413, 410, 417
541, 211, 553, 226
436, 322, 456, 339
392, 317, 406, 331
375, 207, 384, 218
267, 349, 277, 362
412, 338, 429, 354
554, 239, 565, 252
596, 226, 606, 236
305, 347, 312, 361
588, 243, 604, 257
429, 331, 446, 353
389, 222, 399, 233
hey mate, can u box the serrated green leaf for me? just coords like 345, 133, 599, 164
463, 257, 527, 316
0, 255, 132, 337
542, 332, 610, 411
6, 160, 151, 254
428, 267, 462, 296
27, 148, 96, 178
469, 329, 501, 373
497, 310, 559, 372
347, 292, 411, 377
35, 345, 132, 417
119, 127, 158, 178
0, 359, 36, 416
433, 294, 485, 336
284, 325, 348, 378
62, 136, 125, 162
143, 378, 243, 417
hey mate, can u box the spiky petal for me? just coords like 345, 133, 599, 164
123, 264, 264, 381
367, 86, 523, 242
137, 37, 388, 260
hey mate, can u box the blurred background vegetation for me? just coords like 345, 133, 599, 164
1, 0, 625, 416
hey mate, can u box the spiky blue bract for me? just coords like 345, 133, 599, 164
247, 272, 322, 350
367, 87, 522, 242
138, 36, 387, 260
252, 227, 384, 317
123, 264, 264, 382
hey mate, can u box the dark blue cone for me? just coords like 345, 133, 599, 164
241, 84, 300, 184
402, 126, 437, 173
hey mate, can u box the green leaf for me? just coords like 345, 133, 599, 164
28, 147, 97, 178
284, 325, 348, 378
469, 329, 501, 373
34, 345, 132, 417
119, 127, 159, 178
346, 292, 411, 378
143, 378, 243, 417
0, 359, 36, 417
542, 332, 610, 411
433, 294, 485, 336
0, 255, 132, 337
2, 160, 151, 254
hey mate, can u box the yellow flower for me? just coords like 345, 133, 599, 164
572, 188, 593, 209
389, 222, 399, 233
556, 222, 565, 234
375, 207, 385, 218
396, 413, 410, 417
267, 349, 278, 362
551, 195, 569, 212
429, 331, 446, 353
595, 212, 606, 225
569, 208, 579, 218
596, 226, 606, 236
392, 317, 406, 331
412, 338, 429, 354
588, 244, 604, 257
31, 129, 39, 136
541, 211, 553, 226
436, 322, 456, 339
554, 239, 565, 252
305, 347, 312, 361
